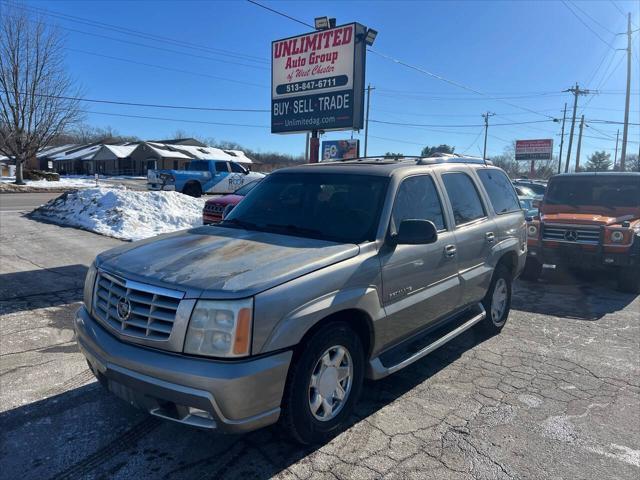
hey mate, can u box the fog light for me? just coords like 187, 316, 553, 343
527, 225, 538, 237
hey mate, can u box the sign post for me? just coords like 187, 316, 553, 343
271, 22, 368, 162
515, 139, 554, 178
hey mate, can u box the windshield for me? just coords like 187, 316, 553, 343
221, 172, 389, 243
545, 176, 640, 208
233, 180, 260, 196
516, 182, 546, 195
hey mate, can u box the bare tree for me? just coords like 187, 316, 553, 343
0, 5, 81, 184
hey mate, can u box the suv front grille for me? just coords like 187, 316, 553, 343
542, 224, 601, 245
93, 271, 184, 340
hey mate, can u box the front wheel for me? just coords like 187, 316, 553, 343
280, 322, 364, 444
480, 264, 512, 334
182, 182, 202, 198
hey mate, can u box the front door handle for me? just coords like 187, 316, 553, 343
444, 245, 457, 258
485, 232, 495, 243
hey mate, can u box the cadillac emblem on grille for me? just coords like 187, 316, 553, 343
116, 296, 132, 321
564, 230, 578, 242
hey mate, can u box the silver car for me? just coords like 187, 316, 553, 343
75, 156, 526, 444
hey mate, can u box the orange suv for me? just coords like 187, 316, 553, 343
524, 172, 640, 293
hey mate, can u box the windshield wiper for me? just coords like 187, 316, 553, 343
220, 218, 261, 230
265, 223, 325, 237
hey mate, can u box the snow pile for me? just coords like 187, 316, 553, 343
31, 187, 205, 241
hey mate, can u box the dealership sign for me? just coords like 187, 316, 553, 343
271, 23, 367, 134
515, 139, 554, 161
322, 139, 360, 161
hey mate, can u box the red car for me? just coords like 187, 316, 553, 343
202, 180, 260, 225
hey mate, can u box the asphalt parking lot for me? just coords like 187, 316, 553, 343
1, 200, 638, 480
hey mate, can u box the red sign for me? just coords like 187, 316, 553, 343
515, 139, 553, 161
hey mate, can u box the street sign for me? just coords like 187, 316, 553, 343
271, 23, 367, 134
322, 139, 360, 161
515, 139, 554, 161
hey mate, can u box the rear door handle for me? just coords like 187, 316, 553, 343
444, 245, 457, 257
485, 232, 495, 243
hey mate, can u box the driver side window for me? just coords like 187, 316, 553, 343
392, 175, 446, 232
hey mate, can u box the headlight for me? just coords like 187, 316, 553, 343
83, 261, 98, 314
611, 230, 624, 243
527, 225, 538, 237
184, 298, 253, 358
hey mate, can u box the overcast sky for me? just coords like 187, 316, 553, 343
8, 0, 640, 161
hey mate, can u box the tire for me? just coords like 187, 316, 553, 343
280, 321, 364, 445
617, 267, 640, 294
521, 257, 542, 281
480, 264, 512, 334
182, 182, 202, 198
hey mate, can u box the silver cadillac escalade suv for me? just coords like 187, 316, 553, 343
75, 155, 526, 444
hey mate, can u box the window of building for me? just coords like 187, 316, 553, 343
477, 169, 520, 214
391, 175, 446, 231
442, 172, 486, 225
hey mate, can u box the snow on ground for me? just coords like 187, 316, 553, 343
30, 187, 205, 241
1, 176, 99, 188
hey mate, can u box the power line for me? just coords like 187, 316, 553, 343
0, 90, 270, 112
568, 0, 617, 35
5, 0, 268, 64
369, 118, 554, 128
82, 110, 269, 129
367, 49, 557, 120
4, 12, 269, 71
561, 0, 616, 49
461, 129, 485, 154
67, 48, 268, 88
246, 0, 314, 28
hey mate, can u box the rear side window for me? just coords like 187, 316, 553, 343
442, 172, 486, 225
189, 160, 210, 171
214, 161, 229, 172
392, 175, 446, 231
477, 169, 520, 214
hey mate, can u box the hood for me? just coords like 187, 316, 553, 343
542, 212, 638, 226
205, 194, 243, 206
97, 226, 359, 298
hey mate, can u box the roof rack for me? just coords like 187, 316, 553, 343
416, 153, 492, 166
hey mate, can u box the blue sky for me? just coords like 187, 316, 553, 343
8, 0, 640, 162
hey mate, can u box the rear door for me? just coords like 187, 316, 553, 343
440, 170, 496, 306
379, 174, 462, 347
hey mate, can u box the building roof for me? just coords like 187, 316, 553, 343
101, 144, 138, 158
51, 144, 102, 161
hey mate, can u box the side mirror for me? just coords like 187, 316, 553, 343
390, 219, 438, 245
222, 204, 235, 219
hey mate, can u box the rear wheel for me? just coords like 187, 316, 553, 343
280, 322, 364, 445
182, 182, 202, 198
617, 267, 640, 294
480, 264, 512, 334
521, 257, 542, 281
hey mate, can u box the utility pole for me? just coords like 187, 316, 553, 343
619, 12, 632, 171
364, 84, 374, 157
482, 111, 495, 160
575, 115, 585, 171
613, 129, 619, 170
309, 130, 320, 163
563, 83, 593, 172
557, 102, 567, 174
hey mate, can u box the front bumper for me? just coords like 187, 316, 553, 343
75, 306, 292, 433
527, 243, 639, 268
147, 183, 176, 191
